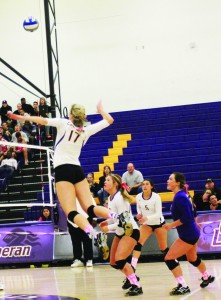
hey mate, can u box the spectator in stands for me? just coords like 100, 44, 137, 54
17, 109, 30, 127
39, 97, 51, 139
21, 97, 35, 115
13, 132, 29, 166
32, 101, 39, 116
98, 165, 111, 205
0, 133, 8, 161
122, 162, 144, 195
193, 188, 212, 211
68, 199, 95, 268
0, 126, 10, 141
11, 125, 29, 143
87, 172, 100, 198
205, 178, 221, 200
11, 103, 23, 128
0, 152, 17, 190
22, 121, 37, 145
2, 122, 13, 141
38, 207, 52, 221
208, 194, 221, 210
0, 100, 12, 123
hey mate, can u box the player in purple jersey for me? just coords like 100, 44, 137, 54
7, 101, 131, 242
163, 172, 215, 296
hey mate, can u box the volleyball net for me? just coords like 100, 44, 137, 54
0, 140, 55, 222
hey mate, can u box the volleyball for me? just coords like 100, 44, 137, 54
23, 16, 39, 32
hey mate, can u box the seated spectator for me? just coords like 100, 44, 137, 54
122, 162, 144, 195
0, 133, 8, 162
13, 132, 29, 166
205, 178, 221, 200
22, 121, 37, 145
97, 165, 111, 205
0, 152, 17, 190
193, 188, 212, 211
17, 109, 30, 127
208, 194, 221, 210
0, 100, 12, 123
1, 122, 13, 141
87, 172, 100, 198
38, 207, 52, 221
11, 125, 29, 143
0, 125, 10, 141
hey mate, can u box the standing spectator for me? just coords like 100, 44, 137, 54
208, 194, 221, 210
11, 103, 23, 129
205, 178, 221, 200
98, 165, 111, 205
21, 97, 35, 115
163, 172, 215, 295
32, 101, 39, 116
87, 172, 100, 198
68, 199, 96, 268
122, 163, 144, 195
39, 97, 51, 139
0, 100, 12, 123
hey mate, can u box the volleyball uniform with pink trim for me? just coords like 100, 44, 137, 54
136, 192, 164, 225
46, 118, 109, 168
106, 191, 138, 235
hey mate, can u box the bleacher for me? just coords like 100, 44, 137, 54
81, 101, 221, 197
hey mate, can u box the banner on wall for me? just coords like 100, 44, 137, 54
197, 213, 221, 253
0, 221, 54, 264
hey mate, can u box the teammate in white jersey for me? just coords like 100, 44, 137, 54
7, 101, 130, 239
121, 178, 168, 290
99, 174, 143, 297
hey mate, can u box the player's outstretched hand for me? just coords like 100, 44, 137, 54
96, 100, 104, 114
7, 111, 21, 120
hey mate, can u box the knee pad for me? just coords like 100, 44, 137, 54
134, 242, 142, 252
67, 211, 79, 226
115, 259, 127, 270
189, 257, 201, 267
87, 205, 97, 218
165, 259, 180, 271
110, 264, 119, 270
161, 247, 169, 257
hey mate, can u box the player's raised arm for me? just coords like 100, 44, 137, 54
96, 100, 114, 124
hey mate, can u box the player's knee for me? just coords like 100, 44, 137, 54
134, 242, 142, 252
189, 257, 201, 267
165, 259, 180, 270
115, 259, 127, 270
67, 211, 79, 225
87, 205, 97, 218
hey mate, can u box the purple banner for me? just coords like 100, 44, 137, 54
197, 213, 221, 253
0, 221, 54, 264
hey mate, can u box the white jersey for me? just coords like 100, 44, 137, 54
136, 192, 164, 225
107, 191, 138, 236
46, 118, 109, 168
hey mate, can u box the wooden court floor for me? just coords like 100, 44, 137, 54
0, 259, 220, 299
